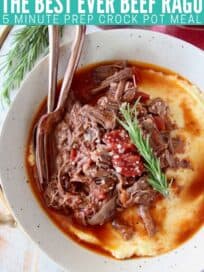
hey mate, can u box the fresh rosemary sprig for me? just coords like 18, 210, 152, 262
0, 26, 63, 104
118, 101, 169, 197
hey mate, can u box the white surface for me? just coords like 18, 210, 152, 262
0, 25, 98, 272
0, 29, 204, 272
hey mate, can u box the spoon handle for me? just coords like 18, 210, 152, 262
48, 26, 60, 113
56, 25, 86, 110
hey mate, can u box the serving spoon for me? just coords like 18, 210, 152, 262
35, 25, 86, 190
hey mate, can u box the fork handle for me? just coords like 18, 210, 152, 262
0, 26, 13, 49
56, 25, 86, 110
48, 26, 60, 113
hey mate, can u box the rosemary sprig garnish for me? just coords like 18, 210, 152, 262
0, 26, 63, 104
118, 101, 169, 197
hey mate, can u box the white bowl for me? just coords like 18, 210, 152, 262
0, 29, 204, 272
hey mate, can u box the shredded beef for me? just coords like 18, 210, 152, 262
43, 62, 189, 239
124, 176, 156, 207
122, 87, 136, 102
88, 196, 117, 225
148, 97, 169, 116
91, 67, 133, 94
84, 105, 116, 130
93, 61, 127, 84
138, 205, 156, 237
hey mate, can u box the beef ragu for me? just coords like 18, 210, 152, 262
26, 61, 204, 259
44, 62, 188, 234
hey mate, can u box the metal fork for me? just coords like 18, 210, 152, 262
35, 26, 86, 190
47, 26, 60, 113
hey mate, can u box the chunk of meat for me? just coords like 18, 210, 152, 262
108, 82, 118, 101
55, 121, 72, 150
114, 80, 127, 102
153, 116, 166, 131
138, 205, 156, 236
83, 125, 100, 143
122, 87, 136, 102
85, 105, 116, 130
159, 149, 175, 169
174, 158, 191, 169
140, 115, 157, 133
97, 96, 119, 111
97, 96, 108, 108
93, 61, 128, 83
125, 176, 156, 206
117, 176, 156, 209
104, 67, 133, 85
69, 102, 82, 129
87, 196, 117, 225
148, 98, 168, 116
90, 149, 112, 169
112, 218, 134, 240
91, 68, 133, 94
150, 129, 167, 154
122, 81, 137, 102
93, 65, 119, 83
106, 80, 127, 103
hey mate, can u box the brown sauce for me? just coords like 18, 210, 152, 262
181, 101, 201, 136
26, 61, 204, 259
176, 201, 204, 245
186, 165, 204, 200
